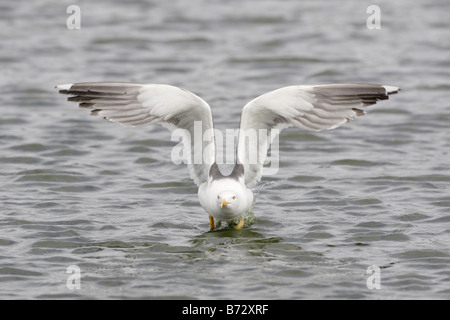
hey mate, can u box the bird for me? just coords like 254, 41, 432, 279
56, 82, 400, 230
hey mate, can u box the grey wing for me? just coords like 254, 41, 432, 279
56, 82, 216, 186
237, 83, 400, 187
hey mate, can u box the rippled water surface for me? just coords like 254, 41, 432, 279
1, 0, 449, 299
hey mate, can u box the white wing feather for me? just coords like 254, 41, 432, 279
237, 84, 400, 187
56, 82, 215, 186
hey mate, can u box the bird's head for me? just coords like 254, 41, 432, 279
217, 191, 238, 209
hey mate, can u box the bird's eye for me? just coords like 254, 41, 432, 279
217, 195, 220, 199
232, 196, 236, 200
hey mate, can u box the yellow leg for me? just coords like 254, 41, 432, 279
234, 219, 244, 230
209, 215, 215, 231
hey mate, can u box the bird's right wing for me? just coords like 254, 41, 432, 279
237, 84, 400, 187
56, 82, 215, 186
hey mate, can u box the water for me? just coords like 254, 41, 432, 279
1, 0, 449, 299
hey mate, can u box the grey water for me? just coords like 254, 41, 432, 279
0, 0, 449, 299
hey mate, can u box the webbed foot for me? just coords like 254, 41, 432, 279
209, 215, 215, 231
234, 219, 244, 230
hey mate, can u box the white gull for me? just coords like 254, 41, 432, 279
56, 82, 400, 230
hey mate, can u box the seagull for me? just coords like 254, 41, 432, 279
56, 82, 400, 230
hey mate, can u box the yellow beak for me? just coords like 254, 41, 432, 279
220, 199, 229, 208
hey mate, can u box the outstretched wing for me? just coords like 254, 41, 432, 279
237, 83, 400, 187
56, 82, 215, 186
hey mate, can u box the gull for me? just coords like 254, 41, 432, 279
56, 82, 400, 230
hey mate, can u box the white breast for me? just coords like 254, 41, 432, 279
198, 178, 253, 221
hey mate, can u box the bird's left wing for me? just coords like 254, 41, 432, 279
237, 83, 400, 187
56, 82, 215, 186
